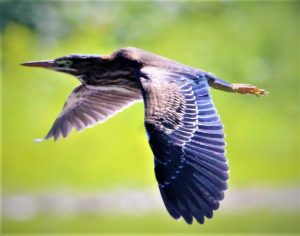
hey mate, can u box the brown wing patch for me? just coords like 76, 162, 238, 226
143, 80, 185, 134
141, 67, 186, 134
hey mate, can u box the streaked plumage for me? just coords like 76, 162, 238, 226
22, 47, 267, 224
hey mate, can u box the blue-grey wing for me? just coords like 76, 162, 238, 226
140, 67, 228, 224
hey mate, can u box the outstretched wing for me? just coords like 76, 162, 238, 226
140, 67, 228, 224
45, 84, 142, 140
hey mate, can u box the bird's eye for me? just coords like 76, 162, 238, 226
56, 60, 73, 67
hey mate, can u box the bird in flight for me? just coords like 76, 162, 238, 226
22, 47, 267, 224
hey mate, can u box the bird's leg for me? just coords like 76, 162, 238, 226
208, 77, 268, 96
231, 84, 268, 96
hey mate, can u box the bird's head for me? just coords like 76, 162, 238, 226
21, 54, 108, 76
21, 48, 170, 83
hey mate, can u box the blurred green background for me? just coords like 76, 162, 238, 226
1, 1, 299, 234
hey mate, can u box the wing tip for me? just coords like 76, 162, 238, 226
44, 130, 62, 141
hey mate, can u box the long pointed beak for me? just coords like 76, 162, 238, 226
20, 60, 55, 69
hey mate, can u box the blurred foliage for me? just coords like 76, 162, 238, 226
3, 211, 299, 233
1, 1, 299, 233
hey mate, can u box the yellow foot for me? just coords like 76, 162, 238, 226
232, 84, 268, 96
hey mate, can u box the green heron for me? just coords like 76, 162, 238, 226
22, 47, 267, 224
